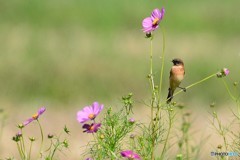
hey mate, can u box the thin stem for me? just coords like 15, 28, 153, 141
19, 136, 26, 159
158, 27, 166, 103
17, 142, 24, 160
51, 140, 60, 159
20, 129, 26, 155
149, 38, 154, 124
222, 79, 236, 101
165, 73, 217, 104
37, 120, 44, 157
160, 110, 173, 159
154, 28, 166, 145
148, 37, 157, 160
150, 38, 153, 79
47, 140, 53, 157
237, 103, 240, 120
185, 135, 189, 160
215, 114, 228, 151
28, 141, 33, 160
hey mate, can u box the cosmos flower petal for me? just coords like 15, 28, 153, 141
82, 123, 101, 133
160, 8, 165, 20
223, 68, 230, 76
23, 118, 34, 126
121, 150, 141, 159
151, 8, 162, 20
142, 7, 165, 33
142, 17, 154, 33
23, 107, 46, 126
77, 102, 104, 123
38, 107, 46, 116
92, 102, 99, 113
77, 111, 89, 123
142, 17, 152, 28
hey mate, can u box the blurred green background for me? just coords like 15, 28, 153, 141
0, 0, 239, 108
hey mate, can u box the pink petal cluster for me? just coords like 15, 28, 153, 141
77, 102, 103, 134
23, 107, 46, 126
77, 102, 103, 123
82, 123, 101, 133
223, 68, 230, 76
142, 8, 165, 33
216, 68, 230, 78
121, 150, 141, 159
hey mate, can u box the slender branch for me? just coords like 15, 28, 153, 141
28, 141, 33, 160
37, 120, 44, 157
158, 27, 166, 103
222, 79, 236, 101
160, 110, 173, 159
164, 73, 218, 104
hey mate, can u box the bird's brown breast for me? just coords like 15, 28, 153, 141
170, 65, 185, 89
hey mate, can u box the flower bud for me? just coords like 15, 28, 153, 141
233, 82, 238, 86
48, 134, 54, 139
29, 137, 35, 142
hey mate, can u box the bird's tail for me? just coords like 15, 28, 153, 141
167, 88, 174, 104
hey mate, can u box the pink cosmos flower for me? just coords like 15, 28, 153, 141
121, 150, 141, 159
77, 102, 104, 123
82, 123, 101, 133
223, 68, 230, 76
23, 107, 46, 126
142, 8, 165, 33
129, 118, 135, 123
216, 68, 230, 78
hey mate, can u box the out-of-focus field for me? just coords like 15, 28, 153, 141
0, 0, 239, 159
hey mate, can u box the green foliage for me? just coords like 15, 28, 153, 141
85, 107, 136, 159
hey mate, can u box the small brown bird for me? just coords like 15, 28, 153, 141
167, 58, 185, 103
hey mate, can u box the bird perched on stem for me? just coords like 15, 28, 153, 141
167, 58, 185, 103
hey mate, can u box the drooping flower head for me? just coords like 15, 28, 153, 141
142, 8, 165, 33
82, 123, 101, 133
216, 68, 230, 78
121, 150, 141, 160
12, 131, 22, 142
129, 118, 135, 123
222, 68, 230, 76
77, 102, 104, 123
23, 107, 46, 126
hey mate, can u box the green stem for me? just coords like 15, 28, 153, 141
149, 38, 154, 121
160, 110, 172, 159
158, 27, 166, 104
37, 120, 44, 157
165, 73, 217, 104
148, 37, 156, 160
17, 142, 24, 160
47, 140, 53, 157
19, 136, 26, 159
237, 103, 240, 120
51, 140, 60, 159
215, 114, 228, 151
222, 79, 236, 101
21, 129, 26, 155
28, 141, 33, 160
185, 135, 189, 160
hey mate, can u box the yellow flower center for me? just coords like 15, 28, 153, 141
88, 113, 95, 120
89, 125, 94, 131
152, 18, 159, 25
32, 113, 39, 120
